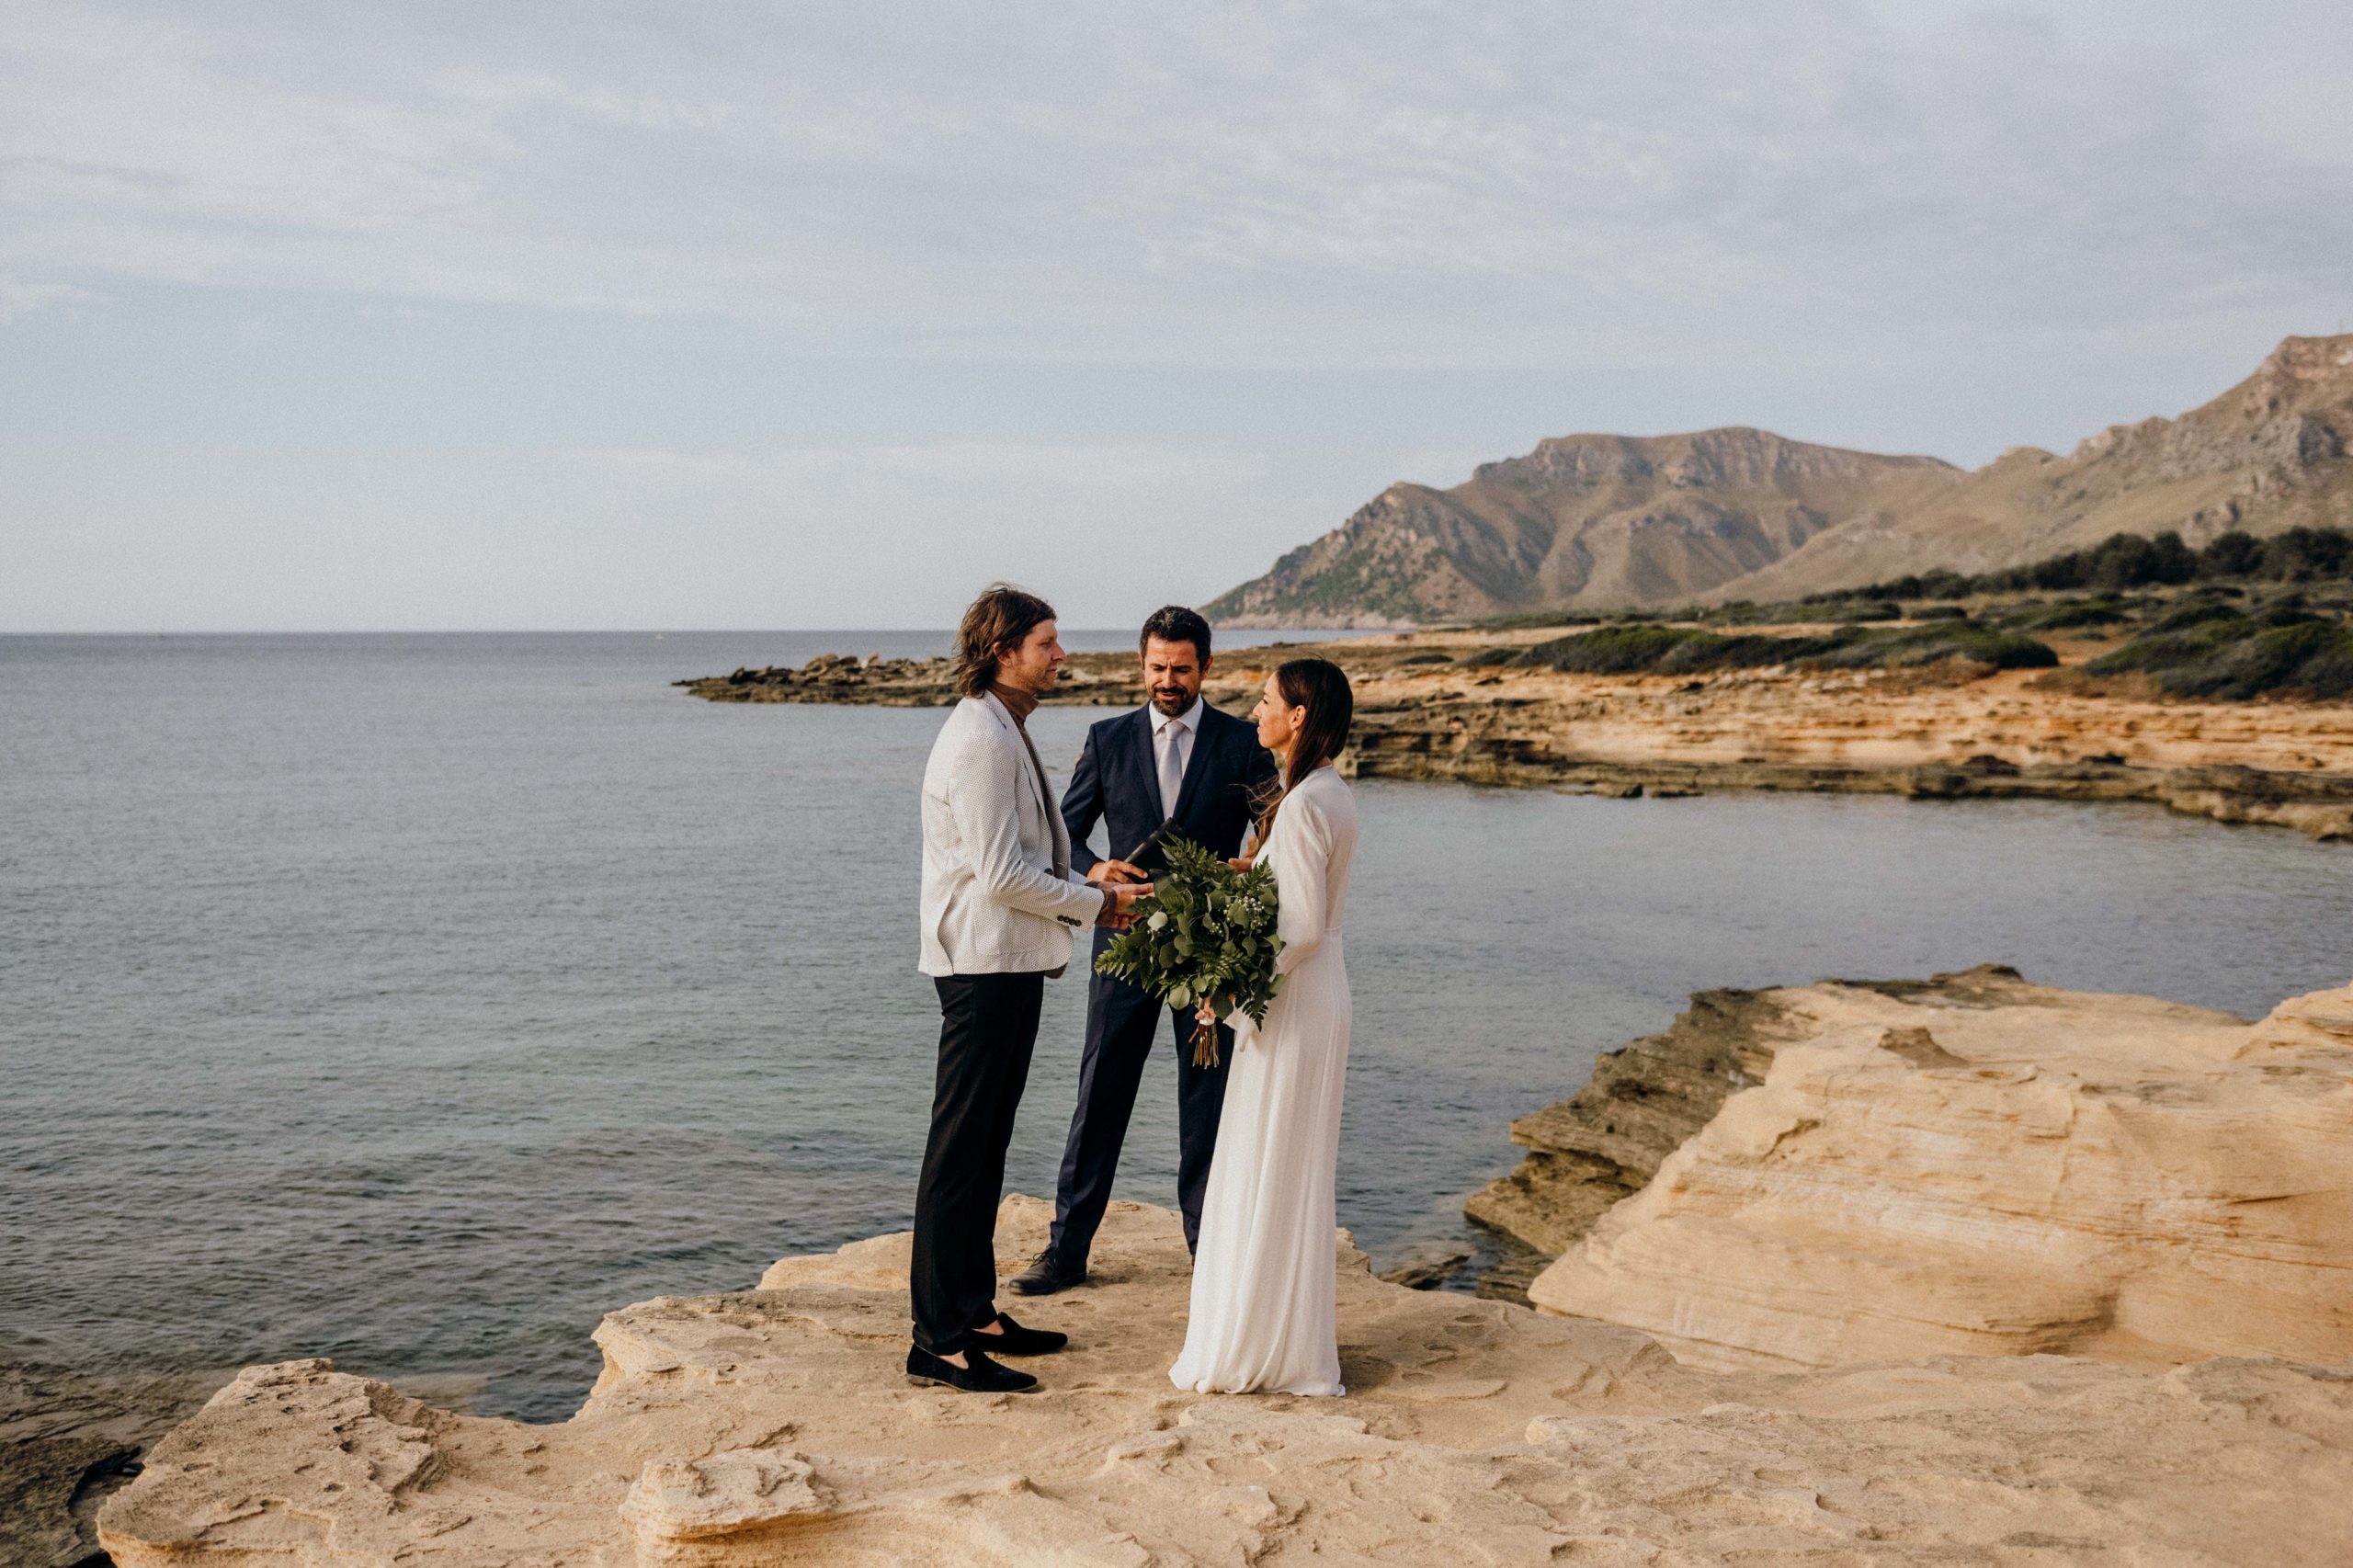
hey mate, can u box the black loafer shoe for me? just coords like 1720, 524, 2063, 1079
972, 1311, 1067, 1356
1008, 1249, 1086, 1297
904, 1344, 1038, 1393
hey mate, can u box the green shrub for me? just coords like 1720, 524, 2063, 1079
1525, 620, 2055, 676
2086, 615, 2353, 700
2142, 599, 2244, 636
1529, 624, 1721, 674
1801, 621, 2058, 671
1997, 597, 2138, 631
1848, 527, 2353, 601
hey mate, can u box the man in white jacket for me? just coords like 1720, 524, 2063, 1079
906, 585, 1151, 1393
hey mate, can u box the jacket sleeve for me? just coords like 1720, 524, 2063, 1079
1062, 724, 1105, 875
950, 731, 1108, 926
1269, 793, 1333, 977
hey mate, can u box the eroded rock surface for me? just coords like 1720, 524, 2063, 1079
0, 1360, 222, 1568
1531, 977, 2353, 1374
1470, 966, 2068, 1256
102, 1196, 2353, 1565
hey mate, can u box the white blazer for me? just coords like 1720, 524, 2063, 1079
918, 691, 1106, 977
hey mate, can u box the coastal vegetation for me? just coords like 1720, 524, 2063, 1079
1812, 524, 2353, 603
1451, 527, 2353, 700
1494, 619, 2057, 676
2081, 607, 2353, 701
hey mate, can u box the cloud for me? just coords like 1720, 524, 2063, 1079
0, 270, 98, 323
4, 1, 2348, 368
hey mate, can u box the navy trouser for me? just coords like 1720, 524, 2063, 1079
911, 970, 1043, 1355
1047, 962, 1233, 1265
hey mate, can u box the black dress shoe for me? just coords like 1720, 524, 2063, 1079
904, 1344, 1038, 1393
972, 1311, 1067, 1356
1008, 1249, 1086, 1296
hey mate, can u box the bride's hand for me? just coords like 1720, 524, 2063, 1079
1226, 858, 1252, 874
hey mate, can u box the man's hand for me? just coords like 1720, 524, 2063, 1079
1095, 880, 1154, 928
1086, 858, 1147, 885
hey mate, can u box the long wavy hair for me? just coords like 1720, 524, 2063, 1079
950, 584, 1056, 699
1253, 656, 1353, 840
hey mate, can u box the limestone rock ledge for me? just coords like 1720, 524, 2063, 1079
1530, 976, 2353, 1374
101, 1197, 2353, 1565
1467, 965, 2052, 1256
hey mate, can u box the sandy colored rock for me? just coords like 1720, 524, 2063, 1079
684, 629, 2353, 841
1531, 977, 2353, 1376
102, 1196, 2353, 1565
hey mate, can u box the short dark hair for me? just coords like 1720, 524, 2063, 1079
1139, 605, 1212, 663
952, 584, 1057, 698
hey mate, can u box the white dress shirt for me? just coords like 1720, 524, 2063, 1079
1149, 698, 1199, 820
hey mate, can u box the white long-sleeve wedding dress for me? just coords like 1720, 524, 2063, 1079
1169, 763, 1358, 1396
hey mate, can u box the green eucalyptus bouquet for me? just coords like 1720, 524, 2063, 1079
1094, 835, 1282, 1067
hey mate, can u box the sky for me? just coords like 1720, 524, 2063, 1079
5, 1, 2350, 631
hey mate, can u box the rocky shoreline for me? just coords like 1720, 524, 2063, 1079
96, 1192, 2353, 1563
679, 630, 2353, 840
1473, 967, 2353, 1370
0, 1362, 225, 1568
53, 967, 2353, 1564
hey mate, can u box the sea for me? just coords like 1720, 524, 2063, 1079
4, 631, 2348, 1421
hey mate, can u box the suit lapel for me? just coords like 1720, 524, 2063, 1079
1126, 706, 1164, 826
985, 691, 1065, 869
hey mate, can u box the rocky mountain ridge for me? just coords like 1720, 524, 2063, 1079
1208, 335, 2353, 624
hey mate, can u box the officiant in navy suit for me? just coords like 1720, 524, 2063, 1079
1011, 606, 1280, 1296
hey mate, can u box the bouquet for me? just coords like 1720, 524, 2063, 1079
1094, 835, 1281, 1067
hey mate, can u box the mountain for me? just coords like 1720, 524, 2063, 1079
1715, 334, 2353, 605
1205, 335, 2353, 625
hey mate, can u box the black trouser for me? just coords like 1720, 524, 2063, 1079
911, 970, 1045, 1356
1047, 963, 1233, 1266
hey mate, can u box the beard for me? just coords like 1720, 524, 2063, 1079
1149, 686, 1195, 716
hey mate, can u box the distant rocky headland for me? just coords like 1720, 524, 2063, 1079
91, 970, 2353, 1564
680, 570, 2353, 842
1202, 333, 2353, 625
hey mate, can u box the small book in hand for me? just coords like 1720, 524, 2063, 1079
1125, 820, 1179, 875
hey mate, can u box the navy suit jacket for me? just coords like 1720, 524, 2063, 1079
1062, 700, 1278, 892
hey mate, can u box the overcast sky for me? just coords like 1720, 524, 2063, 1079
6, 1, 2350, 631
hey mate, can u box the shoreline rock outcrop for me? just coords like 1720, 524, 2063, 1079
0, 1361, 224, 1568
1522, 973, 2353, 1373
99, 1197, 2353, 1565
1457, 973, 1994, 1256
678, 633, 2353, 842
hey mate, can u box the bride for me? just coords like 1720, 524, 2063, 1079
1170, 656, 1358, 1397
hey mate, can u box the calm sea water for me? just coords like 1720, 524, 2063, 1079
4, 631, 2347, 1420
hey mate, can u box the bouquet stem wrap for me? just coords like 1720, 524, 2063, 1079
1094, 836, 1281, 1070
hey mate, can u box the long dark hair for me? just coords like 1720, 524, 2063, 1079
951, 584, 1056, 698
1254, 656, 1353, 840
